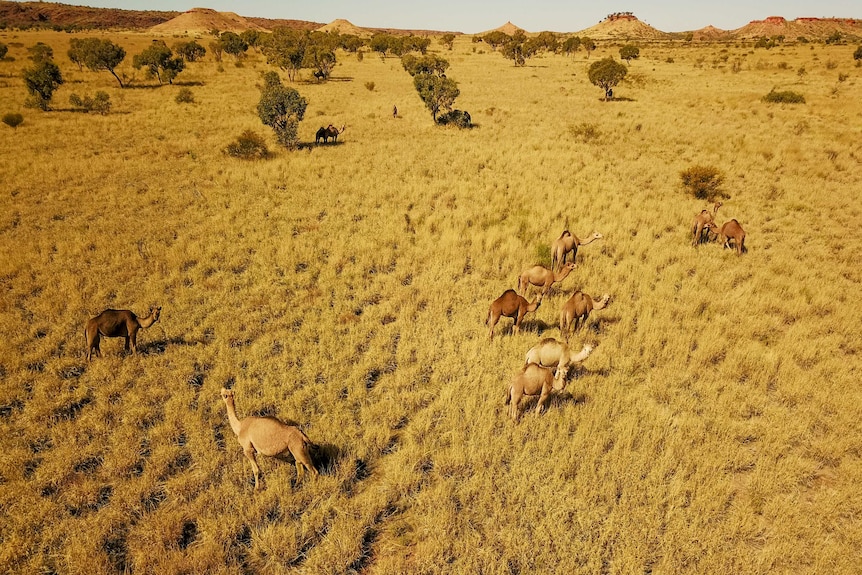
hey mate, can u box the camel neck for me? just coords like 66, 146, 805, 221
138, 313, 157, 328
223, 399, 242, 436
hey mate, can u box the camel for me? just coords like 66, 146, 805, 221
220, 388, 318, 490
525, 338, 594, 380
560, 292, 610, 341
487, 289, 542, 340
84, 306, 161, 361
315, 124, 345, 145
505, 363, 565, 422
691, 201, 722, 246
518, 262, 576, 297
551, 231, 603, 270
719, 219, 746, 255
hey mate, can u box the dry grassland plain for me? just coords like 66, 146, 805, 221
1, 30, 862, 574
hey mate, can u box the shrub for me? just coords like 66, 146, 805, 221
22, 59, 64, 110
436, 109, 472, 128
855, 46, 862, 61
762, 89, 805, 104
364, 81, 375, 91
257, 71, 307, 149
69, 91, 111, 114
680, 165, 726, 201
224, 130, 269, 159
569, 122, 600, 142
175, 87, 194, 104
588, 58, 627, 100
0, 43, 8, 60
2, 112, 23, 129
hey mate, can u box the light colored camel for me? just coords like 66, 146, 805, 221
720, 219, 746, 255
691, 201, 723, 246
220, 388, 318, 490
487, 289, 542, 340
525, 338, 594, 380
84, 306, 161, 361
560, 292, 610, 341
551, 230, 603, 270
518, 262, 576, 297
505, 363, 565, 422
315, 124, 346, 144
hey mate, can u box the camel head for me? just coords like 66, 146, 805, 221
151, 306, 162, 322
712, 201, 723, 215
571, 343, 594, 363
594, 294, 611, 310
588, 232, 603, 241
220, 388, 234, 401
339, 124, 346, 133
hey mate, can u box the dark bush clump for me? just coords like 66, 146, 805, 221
69, 91, 111, 114
2, 112, 23, 129
437, 109, 472, 128
224, 130, 269, 159
175, 87, 194, 104
680, 165, 726, 201
762, 89, 805, 104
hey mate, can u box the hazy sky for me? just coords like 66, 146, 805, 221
27, 1, 860, 33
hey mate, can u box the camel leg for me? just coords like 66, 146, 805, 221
535, 388, 551, 415
488, 314, 499, 340
293, 447, 317, 485
510, 390, 523, 422
130, 331, 138, 354
86, 331, 99, 361
243, 446, 263, 490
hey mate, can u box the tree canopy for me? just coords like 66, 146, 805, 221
69, 37, 126, 87
588, 57, 627, 99
22, 58, 63, 110
133, 40, 184, 84
257, 71, 307, 148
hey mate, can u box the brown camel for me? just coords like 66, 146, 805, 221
719, 219, 746, 255
518, 262, 576, 297
84, 306, 161, 361
487, 289, 542, 340
551, 230, 603, 270
691, 201, 722, 246
559, 292, 610, 341
315, 124, 345, 144
220, 388, 318, 490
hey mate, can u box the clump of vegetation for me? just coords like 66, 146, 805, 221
401, 54, 460, 123
224, 129, 269, 159
619, 44, 640, 63
569, 122, 600, 142
680, 165, 726, 201
67, 37, 126, 87
364, 81, 375, 91
175, 87, 194, 104
0, 42, 8, 60
2, 112, 23, 129
436, 109, 472, 128
174, 40, 206, 62
133, 40, 184, 85
22, 57, 63, 110
854, 45, 862, 62
588, 57, 627, 100
69, 91, 111, 114
256, 71, 307, 149
762, 88, 805, 104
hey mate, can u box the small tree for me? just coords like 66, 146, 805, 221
220, 31, 248, 59
581, 37, 596, 58
208, 40, 223, 63
414, 75, 460, 122
69, 91, 111, 114
68, 37, 87, 70
2, 112, 23, 129
680, 165, 725, 201
262, 28, 308, 81
481, 31, 510, 51
588, 57, 627, 100
133, 41, 184, 84
224, 129, 269, 159
304, 42, 336, 81
174, 40, 206, 62
501, 30, 535, 66
854, 45, 862, 61
0, 43, 8, 60
620, 44, 640, 64
28, 42, 53, 63
562, 36, 581, 58
439, 33, 456, 50
240, 30, 263, 52
75, 38, 126, 87
257, 71, 307, 149
22, 58, 64, 110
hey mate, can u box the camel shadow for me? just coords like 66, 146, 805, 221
138, 335, 207, 356
518, 391, 588, 414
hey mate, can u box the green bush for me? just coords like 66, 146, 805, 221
364, 81, 375, 91
175, 87, 194, 104
680, 165, 726, 201
854, 45, 862, 61
2, 112, 23, 129
224, 130, 269, 159
762, 89, 805, 104
69, 91, 111, 114
436, 109, 472, 128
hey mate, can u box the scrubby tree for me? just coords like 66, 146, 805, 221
440, 33, 456, 50
402, 53, 449, 76
481, 31, 510, 51
402, 53, 459, 122
240, 30, 263, 52
22, 58, 64, 110
501, 30, 536, 66
369, 33, 396, 60
305, 43, 336, 80
588, 57, 627, 100
529, 31, 559, 54
562, 36, 581, 58
133, 40, 184, 84
28, 42, 53, 63
581, 36, 596, 58
175, 40, 206, 62
0, 42, 8, 60
338, 34, 364, 53
680, 165, 725, 201
620, 44, 640, 64
220, 31, 248, 59
403, 35, 431, 55
854, 45, 862, 61
257, 71, 307, 149
262, 28, 308, 81
69, 91, 111, 114
208, 40, 223, 63
69, 38, 126, 87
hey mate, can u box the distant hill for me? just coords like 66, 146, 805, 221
733, 16, 862, 40
479, 21, 526, 36
150, 8, 268, 35
0, 0, 177, 29
576, 12, 671, 40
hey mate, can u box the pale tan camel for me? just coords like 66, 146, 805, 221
518, 262, 576, 297
487, 290, 542, 340
551, 230, 603, 270
315, 124, 346, 144
505, 363, 564, 422
691, 201, 722, 246
560, 292, 610, 341
525, 338, 594, 380
220, 388, 318, 490
719, 219, 746, 255
84, 306, 161, 361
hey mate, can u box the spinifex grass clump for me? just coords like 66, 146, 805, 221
680, 165, 726, 201
762, 88, 806, 104
69, 91, 111, 114
224, 130, 269, 159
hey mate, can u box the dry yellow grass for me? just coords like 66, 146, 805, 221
1, 30, 862, 574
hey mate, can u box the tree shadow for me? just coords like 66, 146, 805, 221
174, 80, 205, 87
